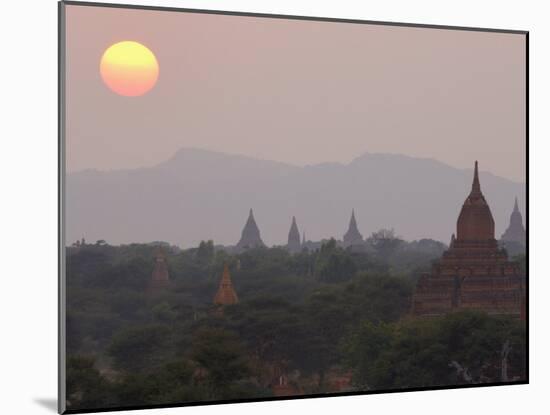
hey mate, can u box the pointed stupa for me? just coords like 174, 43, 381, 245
456, 161, 495, 241
213, 264, 239, 305
236, 209, 265, 251
287, 216, 301, 253
343, 209, 364, 247
501, 197, 526, 244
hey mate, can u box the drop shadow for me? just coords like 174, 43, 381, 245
34, 398, 57, 413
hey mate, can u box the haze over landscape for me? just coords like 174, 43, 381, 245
64, 5, 526, 248
66, 148, 525, 247
66, 6, 526, 182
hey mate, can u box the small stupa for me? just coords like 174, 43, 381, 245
213, 264, 239, 306
287, 216, 301, 254
501, 197, 526, 245
343, 209, 364, 248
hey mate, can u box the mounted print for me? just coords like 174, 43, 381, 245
59, 1, 528, 413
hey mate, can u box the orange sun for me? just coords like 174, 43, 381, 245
100, 41, 159, 97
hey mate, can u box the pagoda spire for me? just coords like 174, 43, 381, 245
501, 196, 526, 245
350, 209, 357, 228
456, 161, 495, 241
471, 160, 481, 196
343, 209, 363, 248
287, 216, 301, 253
235, 208, 265, 251
214, 264, 239, 305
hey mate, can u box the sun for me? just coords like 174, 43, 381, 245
100, 41, 159, 97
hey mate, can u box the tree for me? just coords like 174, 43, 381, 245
114, 359, 202, 406
66, 356, 113, 410
366, 228, 404, 261
108, 325, 171, 372
315, 239, 357, 283
344, 312, 526, 390
197, 240, 215, 263
191, 328, 252, 399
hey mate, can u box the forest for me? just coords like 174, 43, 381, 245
65, 233, 527, 411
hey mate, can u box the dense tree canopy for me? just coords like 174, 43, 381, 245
65, 239, 526, 411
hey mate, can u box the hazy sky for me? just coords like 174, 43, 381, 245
65, 4, 526, 182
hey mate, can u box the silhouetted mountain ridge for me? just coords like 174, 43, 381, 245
67, 148, 525, 247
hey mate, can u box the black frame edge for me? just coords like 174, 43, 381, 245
57, 1, 530, 413
61, 0, 528, 35
58, 1, 67, 414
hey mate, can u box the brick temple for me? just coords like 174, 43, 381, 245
412, 161, 525, 317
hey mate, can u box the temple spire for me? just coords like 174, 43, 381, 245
214, 264, 239, 305
287, 216, 301, 253
501, 197, 526, 245
343, 209, 364, 248
471, 160, 481, 196
235, 208, 265, 251
457, 160, 495, 241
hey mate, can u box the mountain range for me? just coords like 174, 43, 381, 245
66, 148, 525, 247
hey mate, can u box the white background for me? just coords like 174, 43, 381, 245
0, 0, 545, 414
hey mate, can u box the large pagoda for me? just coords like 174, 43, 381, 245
412, 162, 525, 317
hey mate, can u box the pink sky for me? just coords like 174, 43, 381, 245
65, 4, 526, 182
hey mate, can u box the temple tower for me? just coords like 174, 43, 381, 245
456, 161, 495, 242
412, 161, 524, 317
214, 264, 239, 305
149, 245, 170, 291
343, 209, 364, 248
501, 197, 526, 245
236, 209, 265, 251
287, 216, 301, 254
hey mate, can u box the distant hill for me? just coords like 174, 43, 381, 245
66, 148, 525, 247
